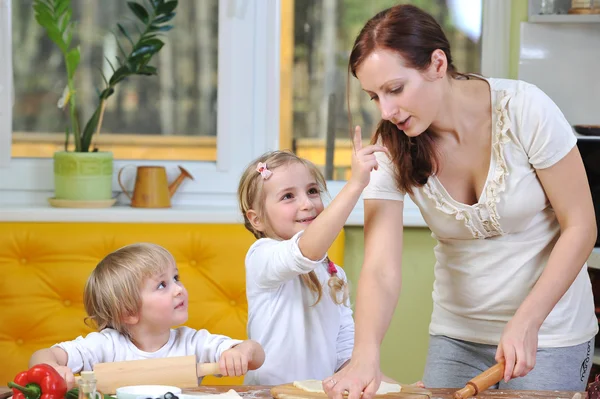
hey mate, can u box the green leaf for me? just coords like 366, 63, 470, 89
33, 8, 54, 30
46, 28, 68, 53
80, 107, 102, 153
108, 65, 131, 86
148, 24, 173, 32
143, 0, 156, 12
117, 23, 135, 47
127, 2, 150, 24
33, 2, 53, 22
58, 8, 73, 34
152, 0, 165, 7
64, 126, 70, 151
95, 66, 109, 87
66, 48, 80, 79
104, 56, 117, 73
65, 24, 74, 47
130, 40, 164, 59
111, 31, 129, 60
100, 87, 115, 99
152, 12, 175, 24
56, 0, 70, 17
137, 65, 157, 75
156, 0, 177, 15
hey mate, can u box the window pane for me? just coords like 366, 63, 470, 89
11, 0, 218, 161
289, 0, 482, 181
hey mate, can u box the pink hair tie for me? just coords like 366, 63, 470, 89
327, 259, 337, 276
256, 162, 272, 180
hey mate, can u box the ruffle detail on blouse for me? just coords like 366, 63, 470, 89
422, 91, 511, 239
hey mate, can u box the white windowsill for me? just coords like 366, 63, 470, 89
0, 189, 427, 227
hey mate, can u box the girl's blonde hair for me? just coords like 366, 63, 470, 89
84, 243, 174, 335
238, 150, 348, 305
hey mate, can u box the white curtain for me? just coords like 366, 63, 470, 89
0, 0, 13, 167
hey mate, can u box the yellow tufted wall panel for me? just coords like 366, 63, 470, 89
0, 222, 345, 386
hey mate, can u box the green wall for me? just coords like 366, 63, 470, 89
510, 0, 529, 79
343, 227, 437, 383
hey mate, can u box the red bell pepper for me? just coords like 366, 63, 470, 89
7, 364, 68, 399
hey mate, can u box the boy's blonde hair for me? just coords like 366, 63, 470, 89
238, 150, 348, 305
84, 243, 174, 335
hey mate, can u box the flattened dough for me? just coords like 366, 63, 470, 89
216, 390, 243, 399
293, 380, 401, 395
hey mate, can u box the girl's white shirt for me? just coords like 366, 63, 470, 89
244, 231, 354, 385
55, 326, 242, 375
363, 77, 598, 347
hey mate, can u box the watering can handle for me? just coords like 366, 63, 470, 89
117, 165, 136, 200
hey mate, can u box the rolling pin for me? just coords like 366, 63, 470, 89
94, 355, 222, 394
453, 362, 505, 399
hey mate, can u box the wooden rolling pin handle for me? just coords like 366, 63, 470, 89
196, 362, 221, 377
453, 362, 505, 399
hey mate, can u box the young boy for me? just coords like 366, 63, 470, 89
29, 243, 265, 387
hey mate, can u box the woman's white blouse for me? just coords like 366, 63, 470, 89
363, 78, 598, 347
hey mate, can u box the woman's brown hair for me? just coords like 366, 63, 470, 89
348, 4, 464, 194
238, 150, 348, 305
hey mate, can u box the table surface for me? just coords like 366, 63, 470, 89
0, 385, 586, 399
183, 386, 585, 399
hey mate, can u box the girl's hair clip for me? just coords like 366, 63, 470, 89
327, 258, 337, 276
256, 162, 273, 180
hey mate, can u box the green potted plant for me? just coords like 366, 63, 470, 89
33, 0, 178, 205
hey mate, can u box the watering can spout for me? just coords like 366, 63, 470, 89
169, 166, 194, 197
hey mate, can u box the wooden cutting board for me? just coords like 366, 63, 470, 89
271, 383, 432, 399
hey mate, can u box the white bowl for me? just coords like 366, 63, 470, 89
116, 385, 182, 399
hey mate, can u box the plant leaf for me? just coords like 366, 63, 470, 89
130, 38, 164, 59
117, 23, 135, 47
100, 87, 115, 99
66, 47, 81, 79
111, 30, 129, 60
64, 126, 70, 151
80, 107, 102, 153
104, 56, 117, 73
152, 12, 175, 24
148, 24, 173, 32
156, 0, 178, 15
108, 65, 131, 86
137, 65, 157, 75
95, 66, 109, 87
127, 2, 150, 24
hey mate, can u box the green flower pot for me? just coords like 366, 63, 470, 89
53, 151, 114, 200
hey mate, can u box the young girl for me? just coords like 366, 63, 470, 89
29, 243, 265, 387
238, 131, 387, 385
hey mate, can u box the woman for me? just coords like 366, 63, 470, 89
324, 4, 597, 399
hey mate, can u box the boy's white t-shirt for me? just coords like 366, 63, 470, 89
55, 326, 242, 375
244, 231, 354, 385
363, 78, 598, 347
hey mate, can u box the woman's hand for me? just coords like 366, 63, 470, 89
349, 125, 389, 190
495, 314, 540, 382
323, 355, 382, 399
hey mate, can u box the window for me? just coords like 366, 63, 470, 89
0, 0, 509, 216
0, 0, 281, 207
11, 0, 219, 161
284, 0, 490, 181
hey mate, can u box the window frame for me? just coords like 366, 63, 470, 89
0, 0, 281, 207
0, 0, 511, 225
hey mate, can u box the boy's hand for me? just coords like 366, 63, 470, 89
349, 125, 390, 190
219, 346, 249, 377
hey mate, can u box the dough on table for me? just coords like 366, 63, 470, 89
293, 380, 401, 395
197, 390, 242, 399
